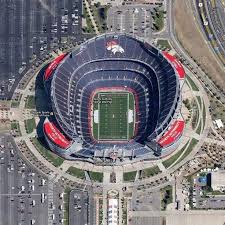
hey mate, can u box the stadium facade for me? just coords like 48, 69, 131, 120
43, 33, 186, 164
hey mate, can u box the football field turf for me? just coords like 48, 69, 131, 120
92, 91, 135, 141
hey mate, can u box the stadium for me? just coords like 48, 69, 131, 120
42, 33, 185, 164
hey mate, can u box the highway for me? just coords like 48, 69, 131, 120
195, 0, 225, 65
165, 0, 225, 105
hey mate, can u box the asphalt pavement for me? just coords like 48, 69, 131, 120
0, 134, 64, 225
0, 0, 83, 100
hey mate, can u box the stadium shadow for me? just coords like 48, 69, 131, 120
34, 63, 52, 149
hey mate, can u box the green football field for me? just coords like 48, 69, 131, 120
92, 91, 135, 141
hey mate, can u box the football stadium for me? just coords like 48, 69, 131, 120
43, 33, 185, 163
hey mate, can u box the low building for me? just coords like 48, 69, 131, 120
213, 119, 224, 129
108, 198, 118, 225
211, 170, 225, 191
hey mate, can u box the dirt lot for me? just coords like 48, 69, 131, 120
174, 0, 225, 91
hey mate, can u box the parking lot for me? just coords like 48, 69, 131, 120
131, 188, 161, 211
69, 190, 89, 225
0, 134, 64, 225
0, 0, 82, 99
192, 182, 225, 209
107, 5, 153, 38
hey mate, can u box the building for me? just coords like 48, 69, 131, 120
108, 198, 118, 225
43, 33, 185, 164
211, 170, 225, 191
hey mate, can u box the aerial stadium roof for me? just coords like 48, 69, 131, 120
43, 33, 185, 162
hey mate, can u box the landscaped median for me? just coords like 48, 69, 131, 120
11, 121, 21, 136
176, 138, 198, 165
186, 75, 199, 91
31, 137, 64, 167
162, 139, 199, 169
160, 185, 173, 210
91, 3, 109, 32
63, 187, 71, 225
162, 141, 189, 168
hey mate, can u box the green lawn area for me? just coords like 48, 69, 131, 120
88, 171, 103, 182
31, 137, 64, 167
196, 96, 202, 110
93, 92, 134, 140
161, 185, 173, 210
153, 9, 165, 31
63, 187, 71, 225
162, 141, 189, 168
202, 101, 206, 129
66, 166, 85, 180
99, 199, 103, 225
24, 118, 36, 134
174, 138, 199, 166
25, 95, 35, 109
141, 166, 161, 178
157, 39, 171, 50
191, 99, 199, 130
196, 120, 202, 135
186, 75, 199, 91
123, 171, 137, 182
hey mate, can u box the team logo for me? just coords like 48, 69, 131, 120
106, 40, 124, 54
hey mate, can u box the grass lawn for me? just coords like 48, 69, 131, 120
24, 118, 36, 134
31, 137, 64, 167
161, 185, 173, 210
162, 141, 189, 168
202, 101, 206, 129
123, 171, 137, 182
88, 171, 103, 182
196, 120, 202, 135
25, 95, 35, 109
174, 138, 199, 166
141, 166, 161, 178
196, 96, 202, 110
93, 92, 134, 140
66, 166, 85, 179
191, 99, 199, 130
157, 39, 171, 50
186, 75, 199, 91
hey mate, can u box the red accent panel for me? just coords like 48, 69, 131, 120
162, 51, 185, 79
158, 120, 185, 147
44, 53, 67, 80
44, 121, 71, 149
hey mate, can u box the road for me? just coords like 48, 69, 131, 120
166, 0, 225, 105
